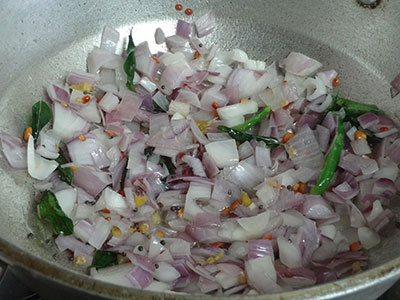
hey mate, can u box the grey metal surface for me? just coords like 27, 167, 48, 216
0, 266, 40, 300
0, 0, 400, 299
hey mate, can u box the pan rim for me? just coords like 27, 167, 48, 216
1, 235, 400, 299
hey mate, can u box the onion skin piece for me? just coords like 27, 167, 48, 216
312, 117, 345, 195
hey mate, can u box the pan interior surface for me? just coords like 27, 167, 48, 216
0, 0, 400, 298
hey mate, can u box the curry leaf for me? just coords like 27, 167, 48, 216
217, 125, 281, 149
92, 250, 118, 269
55, 150, 73, 185
32, 101, 52, 140
124, 29, 136, 92
38, 190, 73, 236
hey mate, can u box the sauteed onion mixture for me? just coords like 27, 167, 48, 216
1, 13, 399, 295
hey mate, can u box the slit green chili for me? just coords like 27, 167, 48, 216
311, 116, 345, 195
330, 95, 379, 117
233, 106, 271, 132
217, 125, 281, 149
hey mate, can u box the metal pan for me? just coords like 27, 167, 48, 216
0, 0, 400, 299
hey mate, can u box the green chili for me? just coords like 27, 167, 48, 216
331, 96, 379, 117
233, 106, 271, 132
311, 116, 345, 195
217, 125, 281, 149
124, 29, 136, 92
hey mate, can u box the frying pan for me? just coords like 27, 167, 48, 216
1, 0, 400, 299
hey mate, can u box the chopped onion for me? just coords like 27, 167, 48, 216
285, 125, 324, 170
27, 135, 58, 180
245, 256, 281, 293
115, 91, 143, 121
351, 138, 371, 155
224, 158, 264, 190
200, 85, 228, 111
217, 100, 258, 127
304, 78, 327, 101
226, 70, 271, 99
358, 227, 380, 250
87, 47, 123, 74
176, 89, 201, 108
390, 72, 400, 97
176, 20, 193, 39
100, 25, 120, 53
99, 92, 119, 112
183, 181, 211, 220
126, 266, 153, 288
154, 27, 166, 44
374, 157, 398, 181
357, 112, 379, 129
166, 34, 188, 50
67, 135, 109, 167
74, 219, 94, 242
281, 52, 322, 76
332, 181, 359, 200
236, 211, 272, 240
9, 16, 399, 296
316, 125, 330, 153
248, 239, 273, 259
47, 84, 70, 104
55, 188, 77, 218
316, 70, 338, 89
159, 60, 195, 91
350, 203, 367, 228
154, 262, 181, 282
66, 71, 99, 86
239, 142, 255, 161
302, 195, 335, 220
53, 103, 89, 142
0, 132, 27, 169
88, 216, 112, 249
372, 178, 396, 199
91, 264, 133, 287
182, 155, 207, 177
72, 166, 111, 197
215, 263, 242, 289
202, 152, 219, 178
101, 187, 128, 211
194, 13, 215, 38
205, 139, 239, 168
278, 237, 302, 268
